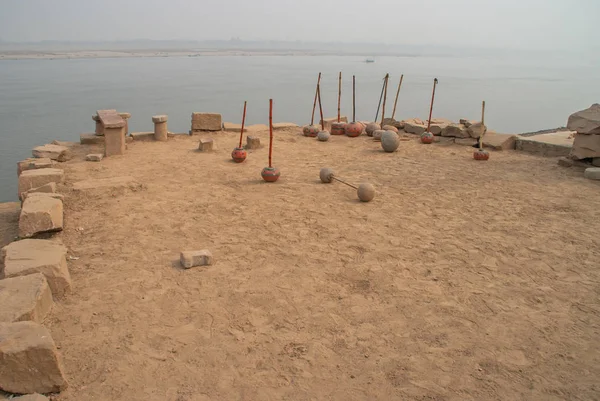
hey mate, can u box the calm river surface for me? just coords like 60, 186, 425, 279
1, 53, 599, 201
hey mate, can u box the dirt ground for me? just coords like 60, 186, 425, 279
36, 128, 600, 400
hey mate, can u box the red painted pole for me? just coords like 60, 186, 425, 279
311, 72, 322, 126
317, 84, 325, 131
269, 98, 273, 168
238, 101, 247, 148
426, 78, 438, 133
352, 75, 356, 122
338, 72, 342, 123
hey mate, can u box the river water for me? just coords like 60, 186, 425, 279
1, 53, 598, 201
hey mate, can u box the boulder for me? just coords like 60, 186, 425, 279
198, 138, 214, 152
180, 250, 213, 269
428, 118, 452, 136
245, 136, 261, 149
482, 132, 517, 150
567, 104, 600, 134
19, 196, 63, 238
584, 167, 600, 180
0, 321, 68, 394
381, 131, 400, 152
191, 113, 222, 131
80, 133, 104, 145
19, 182, 56, 201
442, 123, 470, 138
571, 133, 600, 159
18, 169, 64, 195
0, 274, 53, 323
17, 158, 53, 176
403, 119, 427, 135
1, 239, 71, 299
32, 144, 71, 162
86, 154, 103, 162
468, 122, 487, 138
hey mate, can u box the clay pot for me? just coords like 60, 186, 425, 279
381, 131, 400, 152
330, 122, 346, 135
261, 166, 281, 182
473, 149, 490, 160
365, 123, 381, 137
231, 147, 247, 163
420, 132, 434, 144
303, 125, 319, 137
345, 121, 363, 137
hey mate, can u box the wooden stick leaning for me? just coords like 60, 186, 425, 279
391, 74, 404, 121
425, 78, 438, 134
374, 75, 387, 122
332, 176, 357, 190
310, 72, 322, 126
380, 73, 389, 127
353, 75, 356, 122
238, 101, 247, 148
317, 84, 325, 131
479, 100, 486, 149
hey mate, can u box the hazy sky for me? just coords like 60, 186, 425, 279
0, 0, 598, 51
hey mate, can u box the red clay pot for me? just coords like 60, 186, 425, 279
420, 132, 434, 144
231, 147, 247, 163
473, 149, 490, 160
331, 122, 346, 135
345, 121, 363, 137
261, 167, 281, 182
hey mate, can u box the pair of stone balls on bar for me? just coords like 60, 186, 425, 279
420, 131, 435, 144
345, 121, 363, 137
261, 166, 280, 182
303, 125, 319, 137
231, 147, 247, 163
319, 167, 375, 202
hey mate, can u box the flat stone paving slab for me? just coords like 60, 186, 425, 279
0, 273, 53, 323
97, 109, 125, 128
1, 239, 71, 299
516, 131, 574, 157
482, 132, 518, 150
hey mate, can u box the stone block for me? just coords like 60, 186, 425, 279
246, 136, 261, 149
17, 158, 53, 176
567, 103, 600, 134
442, 123, 470, 138
19, 196, 63, 238
403, 119, 427, 135
180, 250, 213, 269
97, 109, 125, 129
428, 118, 452, 135
191, 113, 222, 131
80, 133, 104, 145
584, 167, 600, 180
18, 169, 64, 196
516, 136, 572, 157
468, 122, 487, 138
0, 274, 53, 323
198, 139, 214, 152
86, 154, 103, 162
455, 138, 479, 146
19, 182, 57, 201
130, 132, 155, 141
223, 122, 247, 133
153, 116, 168, 142
0, 321, 68, 394
1, 239, 71, 299
482, 132, 517, 150
272, 122, 299, 130
32, 144, 71, 162
21, 193, 64, 202
104, 126, 126, 156
152, 115, 168, 123
571, 133, 600, 159
320, 117, 348, 131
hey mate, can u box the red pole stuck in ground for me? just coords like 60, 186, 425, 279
231, 101, 248, 163
261, 98, 281, 182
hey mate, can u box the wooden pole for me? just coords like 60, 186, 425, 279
317, 84, 325, 131
337, 72, 342, 123
479, 100, 486, 149
391, 74, 404, 120
425, 78, 438, 134
352, 75, 356, 122
310, 72, 322, 126
332, 176, 358, 190
374, 75, 386, 122
380, 73, 389, 127
269, 99, 273, 168
238, 101, 247, 148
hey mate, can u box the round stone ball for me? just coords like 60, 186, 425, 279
317, 130, 331, 142
319, 167, 334, 183
366, 122, 381, 137
357, 183, 375, 202
372, 129, 386, 141
303, 125, 319, 137
420, 131, 434, 144
473, 149, 490, 161
381, 131, 400, 152
382, 125, 399, 133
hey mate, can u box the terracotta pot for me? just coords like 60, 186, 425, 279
231, 147, 247, 163
473, 149, 490, 160
345, 121, 363, 137
331, 122, 346, 135
420, 132, 434, 144
261, 167, 281, 182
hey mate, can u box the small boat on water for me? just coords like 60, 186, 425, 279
365, 59, 375, 63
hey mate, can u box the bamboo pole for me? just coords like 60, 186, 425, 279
337, 72, 342, 123
380, 73, 389, 127
332, 176, 357, 190
425, 78, 438, 134
317, 84, 325, 131
479, 100, 486, 149
374, 75, 386, 122
238, 101, 247, 148
269, 99, 273, 168
391, 74, 404, 120
310, 72, 322, 126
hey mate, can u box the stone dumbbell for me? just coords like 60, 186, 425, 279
319, 168, 375, 202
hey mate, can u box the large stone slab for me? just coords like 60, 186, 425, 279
584, 167, 600, 180
0, 321, 68, 394
1, 239, 71, 299
403, 119, 427, 135
18, 169, 64, 199
482, 132, 517, 150
17, 158, 53, 176
516, 133, 573, 157
428, 118, 452, 135
19, 182, 57, 201
32, 144, 71, 162
571, 133, 600, 160
72, 176, 136, 191
80, 133, 104, 145
567, 103, 600, 134
191, 113, 222, 131
19, 196, 63, 238
0, 203, 20, 249
130, 132, 155, 142
0, 274, 53, 323
97, 109, 125, 129
442, 123, 470, 138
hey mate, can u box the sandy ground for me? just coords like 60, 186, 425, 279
31, 129, 600, 400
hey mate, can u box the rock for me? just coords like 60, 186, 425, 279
468, 122, 487, 138
126, 136, 134, 143
558, 157, 574, 167
482, 132, 517, 150
429, 118, 452, 136
567, 104, 600, 134
403, 119, 427, 135
0, 321, 68, 394
593, 158, 600, 167
516, 136, 572, 157
19, 196, 63, 238
13, 394, 50, 401
180, 250, 213, 269
460, 119, 475, 127
357, 183, 375, 202
191, 113, 222, 131
365, 123, 381, 136
272, 122, 299, 130
17, 158, 53, 176
382, 125, 399, 133
372, 130, 386, 141
434, 136, 454, 145
20, 183, 57, 201
381, 118, 403, 129
223, 122, 247, 133
442, 123, 470, 138
455, 138, 479, 146
245, 136, 261, 149
130, 132, 155, 142
18, 169, 64, 196
1, 239, 71, 299
80, 133, 104, 145
381, 131, 400, 152
198, 138, 214, 152
32, 144, 71, 162
317, 131, 330, 142
320, 117, 348, 131
571, 133, 600, 159
584, 167, 600, 180
86, 154, 103, 162
0, 274, 53, 323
